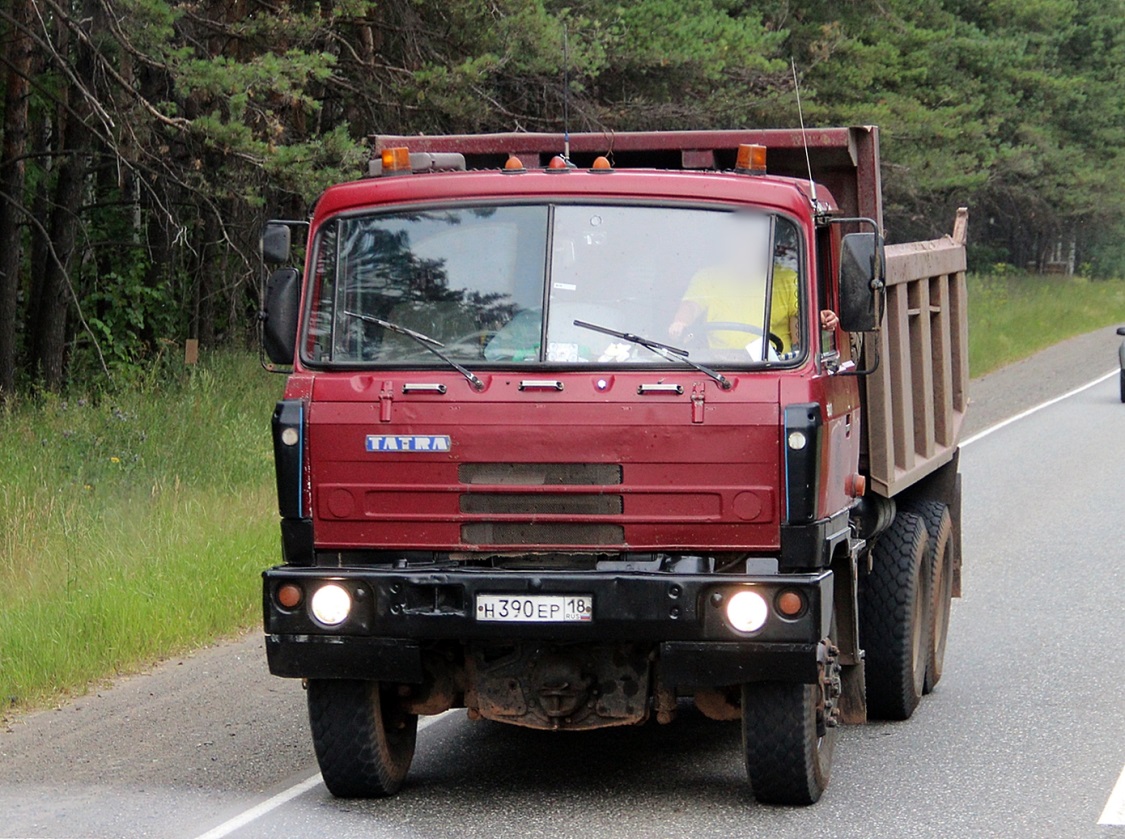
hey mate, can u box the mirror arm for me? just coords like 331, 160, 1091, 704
836, 341, 880, 377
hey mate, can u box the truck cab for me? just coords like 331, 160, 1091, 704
259, 128, 967, 805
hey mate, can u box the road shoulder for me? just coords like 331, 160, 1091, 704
963, 327, 1119, 436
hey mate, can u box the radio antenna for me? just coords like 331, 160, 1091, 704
563, 25, 571, 160
791, 58, 817, 206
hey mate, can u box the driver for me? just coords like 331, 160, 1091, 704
668, 219, 839, 355
668, 261, 801, 353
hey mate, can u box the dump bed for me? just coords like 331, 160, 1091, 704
864, 211, 969, 497
371, 127, 968, 497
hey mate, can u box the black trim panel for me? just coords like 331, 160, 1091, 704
660, 641, 820, 687
266, 635, 423, 681
783, 402, 823, 523
272, 399, 305, 519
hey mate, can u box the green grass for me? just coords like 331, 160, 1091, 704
968, 273, 1125, 376
0, 353, 283, 712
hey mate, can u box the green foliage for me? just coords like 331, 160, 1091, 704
776, 0, 1125, 255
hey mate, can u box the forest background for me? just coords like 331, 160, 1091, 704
1, 0, 1123, 394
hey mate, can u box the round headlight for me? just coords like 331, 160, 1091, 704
787, 430, 807, 450
310, 583, 352, 626
725, 589, 768, 633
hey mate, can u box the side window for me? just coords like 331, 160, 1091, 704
304, 219, 338, 362
771, 218, 802, 358
815, 225, 839, 356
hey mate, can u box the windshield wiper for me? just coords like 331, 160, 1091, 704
342, 310, 484, 391
572, 320, 732, 390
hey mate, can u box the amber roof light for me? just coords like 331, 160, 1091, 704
735, 143, 768, 175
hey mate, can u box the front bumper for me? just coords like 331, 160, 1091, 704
263, 566, 832, 687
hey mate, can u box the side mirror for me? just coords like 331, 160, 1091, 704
838, 231, 886, 332
262, 267, 301, 365
261, 223, 292, 265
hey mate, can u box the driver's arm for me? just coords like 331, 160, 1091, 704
669, 299, 701, 340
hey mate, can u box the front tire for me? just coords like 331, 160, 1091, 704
860, 512, 931, 720
742, 681, 835, 805
307, 679, 418, 798
1119, 368, 1124, 403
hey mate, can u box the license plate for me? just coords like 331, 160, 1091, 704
475, 594, 593, 623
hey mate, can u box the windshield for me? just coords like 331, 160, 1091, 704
302, 203, 803, 367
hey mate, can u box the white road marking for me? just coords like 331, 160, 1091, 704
961, 369, 1117, 448
192, 773, 323, 839
1100, 765, 1125, 825
191, 710, 454, 839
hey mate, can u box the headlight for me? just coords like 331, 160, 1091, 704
725, 590, 768, 633
310, 583, 352, 626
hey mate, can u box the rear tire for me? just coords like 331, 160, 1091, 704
860, 512, 930, 720
307, 680, 418, 798
904, 500, 954, 693
742, 681, 835, 805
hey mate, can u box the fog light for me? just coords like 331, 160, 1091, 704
280, 427, 299, 446
788, 430, 807, 450
310, 584, 351, 626
277, 583, 303, 609
725, 590, 768, 633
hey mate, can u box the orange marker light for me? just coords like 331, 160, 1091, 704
777, 590, 804, 617
735, 143, 767, 175
547, 155, 569, 170
504, 155, 525, 170
277, 583, 303, 609
381, 146, 411, 174
591, 155, 612, 170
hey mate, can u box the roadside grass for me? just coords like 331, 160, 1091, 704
968, 273, 1125, 376
0, 353, 283, 712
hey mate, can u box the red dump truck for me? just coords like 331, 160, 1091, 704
258, 127, 968, 805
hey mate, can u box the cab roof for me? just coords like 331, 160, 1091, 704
312, 167, 839, 223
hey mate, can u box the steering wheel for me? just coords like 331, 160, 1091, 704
701, 321, 785, 355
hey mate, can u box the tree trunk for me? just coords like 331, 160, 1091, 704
29, 133, 88, 390
26, 8, 94, 390
0, 0, 35, 397
193, 210, 218, 349
24, 115, 54, 365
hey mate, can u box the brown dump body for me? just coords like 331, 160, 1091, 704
864, 210, 969, 497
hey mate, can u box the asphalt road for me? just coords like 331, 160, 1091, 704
1, 330, 1123, 839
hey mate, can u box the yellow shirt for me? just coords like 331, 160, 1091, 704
682, 266, 799, 351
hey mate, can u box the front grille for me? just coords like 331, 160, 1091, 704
459, 463, 622, 486
460, 493, 623, 516
461, 523, 625, 545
